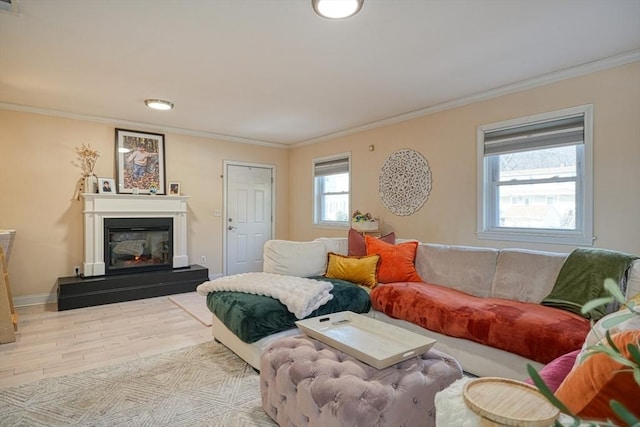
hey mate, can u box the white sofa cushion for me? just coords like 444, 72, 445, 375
415, 244, 498, 298
626, 259, 640, 299
263, 240, 328, 277
313, 237, 348, 256
491, 249, 568, 303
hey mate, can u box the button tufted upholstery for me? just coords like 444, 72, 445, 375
260, 335, 463, 427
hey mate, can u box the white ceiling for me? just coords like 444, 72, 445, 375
1, 0, 639, 147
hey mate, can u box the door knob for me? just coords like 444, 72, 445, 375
228, 225, 237, 230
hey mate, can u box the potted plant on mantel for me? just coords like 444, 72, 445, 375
73, 144, 100, 200
528, 278, 640, 426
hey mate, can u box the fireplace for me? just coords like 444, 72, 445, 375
104, 217, 173, 275
57, 194, 208, 311
80, 194, 189, 277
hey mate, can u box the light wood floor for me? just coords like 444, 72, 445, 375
0, 296, 212, 389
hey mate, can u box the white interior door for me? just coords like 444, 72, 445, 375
225, 163, 273, 275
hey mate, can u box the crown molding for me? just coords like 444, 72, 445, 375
0, 103, 289, 149
292, 49, 640, 148
2, 50, 638, 149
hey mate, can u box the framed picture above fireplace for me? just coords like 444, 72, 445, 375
115, 128, 166, 195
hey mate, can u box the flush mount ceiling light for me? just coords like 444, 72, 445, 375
144, 99, 174, 111
312, 0, 363, 19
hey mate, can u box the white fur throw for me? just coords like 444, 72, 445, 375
434, 377, 479, 427
196, 272, 333, 319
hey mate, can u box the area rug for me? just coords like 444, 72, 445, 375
0, 341, 275, 426
169, 292, 212, 326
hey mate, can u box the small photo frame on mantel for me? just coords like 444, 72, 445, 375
98, 178, 115, 194
169, 181, 181, 195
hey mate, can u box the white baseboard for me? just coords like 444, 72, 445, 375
14, 293, 56, 308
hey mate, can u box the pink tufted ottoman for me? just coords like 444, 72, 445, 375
260, 335, 463, 427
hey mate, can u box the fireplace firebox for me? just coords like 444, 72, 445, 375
104, 217, 173, 275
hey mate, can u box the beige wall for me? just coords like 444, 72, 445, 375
2, 62, 639, 300
288, 62, 640, 255
0, 109, 289, 299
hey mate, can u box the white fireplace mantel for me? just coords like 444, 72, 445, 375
82, 193, 189, 277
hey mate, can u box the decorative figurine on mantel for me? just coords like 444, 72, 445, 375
73, 144, 100, 200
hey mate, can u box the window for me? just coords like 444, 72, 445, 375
477, 105, 593, 245
313, 154, 350, 226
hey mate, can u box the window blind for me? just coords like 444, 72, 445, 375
484, 114, 584, 156
314, 157, 349, 177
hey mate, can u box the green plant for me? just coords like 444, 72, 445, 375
527, 278, 640, 426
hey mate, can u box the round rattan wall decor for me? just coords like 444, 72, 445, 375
379, 148, 432, 216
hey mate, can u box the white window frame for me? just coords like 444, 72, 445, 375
477, 105, 594, 246
313, 152, 351, 228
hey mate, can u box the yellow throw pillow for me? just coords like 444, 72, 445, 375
325, 252, 381, 289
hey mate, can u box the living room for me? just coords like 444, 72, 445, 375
1, 0, 639, 425
0, 1, 638, 308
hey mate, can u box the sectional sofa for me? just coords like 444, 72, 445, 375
202, 237, 639, 379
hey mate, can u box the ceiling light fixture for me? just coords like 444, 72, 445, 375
312, 0, 363, 19
144, 99, 174, 111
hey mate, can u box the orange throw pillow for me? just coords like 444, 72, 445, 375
365, 236, 423, 283
555, 330, 640, 423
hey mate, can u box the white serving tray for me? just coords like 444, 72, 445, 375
295, 311, 436, 369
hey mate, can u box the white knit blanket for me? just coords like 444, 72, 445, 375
196, 272, 334, 319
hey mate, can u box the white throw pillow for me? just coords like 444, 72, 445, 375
313, 237, 348, 256
626, 259, 640, 299
263, 240, 328, 277
575, 308, 640, 368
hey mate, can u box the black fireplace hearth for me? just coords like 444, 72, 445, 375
56, 265, 209, 311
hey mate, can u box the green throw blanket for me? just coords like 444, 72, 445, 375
541, 248, 638, 320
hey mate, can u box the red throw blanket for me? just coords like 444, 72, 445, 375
371, 282, 590, 364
